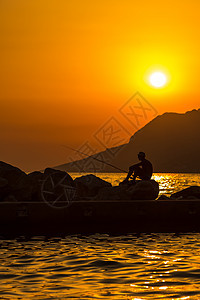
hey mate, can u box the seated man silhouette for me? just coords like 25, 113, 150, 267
122, 152, 153, 184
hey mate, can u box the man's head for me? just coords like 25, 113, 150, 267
138, 151, 146, 161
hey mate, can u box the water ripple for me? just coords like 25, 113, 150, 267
0, 233, 200, 299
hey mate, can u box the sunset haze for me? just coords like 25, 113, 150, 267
1, 0, 200, 171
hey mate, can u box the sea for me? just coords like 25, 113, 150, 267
0, 173, 200, 300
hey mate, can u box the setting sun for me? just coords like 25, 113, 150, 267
0, 0, 200, 172
149, 71, 167, 88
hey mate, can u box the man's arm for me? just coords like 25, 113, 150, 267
130, 162, 142, 170
123, 162, 142, 182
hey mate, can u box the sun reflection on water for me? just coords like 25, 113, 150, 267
10, 233, 199, 299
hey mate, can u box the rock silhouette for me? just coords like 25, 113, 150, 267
0, 163, 75, 202
0, 161, 29, 201
127, 180, 159, 200
95, 180, 159, 201
170, 186, 200, 199
75, 174, 112, 197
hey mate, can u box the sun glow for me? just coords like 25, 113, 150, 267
149, 71, 167, 88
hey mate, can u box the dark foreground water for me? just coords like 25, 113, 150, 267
0, 234, 200, 299
0, 173, 200, 299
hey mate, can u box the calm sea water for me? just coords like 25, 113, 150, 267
0, 173, 200, 300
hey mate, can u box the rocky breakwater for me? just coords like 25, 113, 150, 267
73, 174, 159, 201
0, 162, 160, 203
94, 179, 159, 201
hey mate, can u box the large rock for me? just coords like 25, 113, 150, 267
0, 177, 9, 200
6, 171, 44, 202
41, 168, 76, 205
43, 168, 74, 186
0, 161, 26, 189
95, 185, 130, 201
1, 170, 43, 202
95, 179, 159, 201
127, 180, 159, 200
18, 171, 44, 201
74, 174, 112, 197
170, 186, 200, 199
28, 172, 44, 199
0, 177, 8, 188
0, 162, 30, 201
11, 176, 32, 201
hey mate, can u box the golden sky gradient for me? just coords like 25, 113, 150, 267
0, 0, 200, 171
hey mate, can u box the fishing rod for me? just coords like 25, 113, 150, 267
62, 145, 127, 173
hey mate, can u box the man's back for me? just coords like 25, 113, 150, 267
141, 159, 153, 179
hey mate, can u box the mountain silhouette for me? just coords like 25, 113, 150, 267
55, 109, 200, 173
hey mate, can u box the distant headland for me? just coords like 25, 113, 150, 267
55, 109, 200, 173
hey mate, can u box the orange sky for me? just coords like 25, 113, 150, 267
0, 0, 200, 171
